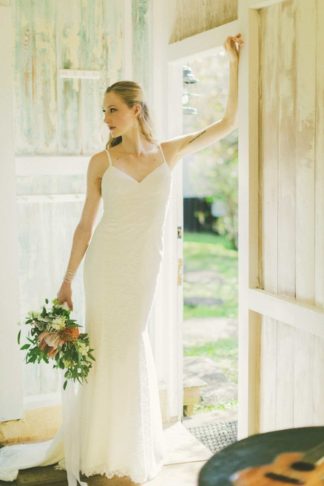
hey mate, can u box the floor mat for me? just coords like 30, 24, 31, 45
183, 420, 238, 453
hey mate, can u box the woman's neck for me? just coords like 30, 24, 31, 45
118, 125, 150, 155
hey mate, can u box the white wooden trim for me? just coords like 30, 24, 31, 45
249, 0, 285, 9
237, 1, 261, 438
17, 194, 85, 202
0, 0, 24, 421
23, 392, 61, 410
168, 20, 240, 63
249, 289, 324, 338
58, 69, 101, 79
147, 0, 184, 424
293, 0, 317, 427
15, 156, 90, 175
164, 60, 185, 422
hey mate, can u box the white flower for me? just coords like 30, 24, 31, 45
51, 316, 66, 331
77, 342, 89, 356
63, 358, 74, 368
54, 301, 70, 311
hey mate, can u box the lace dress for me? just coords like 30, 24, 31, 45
0, 143, 173, 485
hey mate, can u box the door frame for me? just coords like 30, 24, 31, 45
0, 0, 24, 421
165, 17, 242, 428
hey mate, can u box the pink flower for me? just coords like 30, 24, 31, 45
60, 327, 80, 342
38, 331, 65, 358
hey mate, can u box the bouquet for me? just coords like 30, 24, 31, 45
17, 297, 95, 390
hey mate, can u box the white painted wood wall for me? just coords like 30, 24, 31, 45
0, 1, 24, 420
238, 0, 324, 435
259, 0, 324, 430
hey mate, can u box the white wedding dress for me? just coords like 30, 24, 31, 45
0, 143, 173, 485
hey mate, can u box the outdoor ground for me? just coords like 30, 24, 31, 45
183, 231, 238, 423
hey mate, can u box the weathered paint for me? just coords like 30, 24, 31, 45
14, 0, 149, 155
13, 0, 152, 398
259, 0, 324, 430
170, 0, 237, 43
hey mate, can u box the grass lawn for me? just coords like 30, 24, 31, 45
183, 231, 238, 319
183, 231, 239, 416
184, 338, 238, 383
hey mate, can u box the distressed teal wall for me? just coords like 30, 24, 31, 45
132, 0, 151, 96
14, 0, 150, 155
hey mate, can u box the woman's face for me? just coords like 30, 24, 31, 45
102, 92, 140, 137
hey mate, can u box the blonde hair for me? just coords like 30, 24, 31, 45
104, 80, 158, 148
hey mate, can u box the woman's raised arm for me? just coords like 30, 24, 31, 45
162, 33, 244, 168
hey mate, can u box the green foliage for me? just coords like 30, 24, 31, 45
183, 232, 238, 319
183, 230, 238, 417
183, 53, 238, 248
193, 132, 238, 249
194, 400, 238, 414
18, 297, 95, 389
184, 338, 238, 360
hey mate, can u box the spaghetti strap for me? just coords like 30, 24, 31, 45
105, 148, 112, 168
157, 143, 166, 165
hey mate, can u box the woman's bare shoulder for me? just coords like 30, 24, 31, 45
87, 150, 109, 179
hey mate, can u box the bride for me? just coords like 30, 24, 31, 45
0, 34, 243, 485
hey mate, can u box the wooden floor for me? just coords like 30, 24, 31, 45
0, 459, 208, 485
0, 422, 212, 486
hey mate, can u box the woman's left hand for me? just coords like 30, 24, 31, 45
224, 33, 244, 63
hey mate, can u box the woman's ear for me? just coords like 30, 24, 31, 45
134, 103, 142, 118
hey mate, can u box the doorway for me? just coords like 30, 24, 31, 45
167, 27, 240, 452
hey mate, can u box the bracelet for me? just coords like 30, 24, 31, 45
63, 270, 75, 283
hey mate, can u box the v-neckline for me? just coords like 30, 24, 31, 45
104, 144, 169, 184
110, 162, 166, 184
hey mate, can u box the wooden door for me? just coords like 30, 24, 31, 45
238, 0, 324, 437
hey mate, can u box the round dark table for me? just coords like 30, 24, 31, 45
198, 426, 324, 486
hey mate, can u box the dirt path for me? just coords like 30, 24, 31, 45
183, 317, 238, 424
183, 317, 237, 346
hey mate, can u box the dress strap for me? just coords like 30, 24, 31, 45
157, 143, 166, 164
105, 148, 112, 168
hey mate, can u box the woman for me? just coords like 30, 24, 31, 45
0, 33, 243, 485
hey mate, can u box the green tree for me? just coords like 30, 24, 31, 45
199, 130, 238, 249
183, 52, 238, 249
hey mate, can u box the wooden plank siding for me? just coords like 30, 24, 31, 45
259, 2, 280, 432
14, 0, 151, 155
275, 0, 296, 431
294, 0, 317, 427
12, 0, 154, 399
169, 0, 237, 43
313, 0, 324, 424
258, 0, 324, 431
